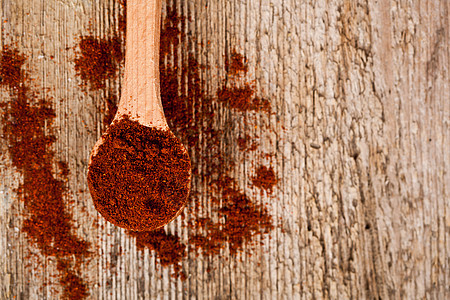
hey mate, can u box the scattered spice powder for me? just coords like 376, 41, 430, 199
225, 49, 248, 76
190, 176, 274, 255
0, 46, 90, 299
127, 229, 186, 279
252, 165, 278, 193
74, 35, 123, 91
237, 134, 258, 152
57, 260, 89, 299
0, 47, 26, 86
58, 161, 70, 177
158, 7, 275, 258
74, 0, 127, 131
218, 180, 274, 253
87, 115, 191, 231
217, 84, 271, 112
74, 1, 277, 279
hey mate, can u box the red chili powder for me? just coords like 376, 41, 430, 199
74, 35, 123, 91
158, 8, 275, 257
1, 46, 90, 299
252, 165, 278, 193
218, 179, 274, 253
127, 229, 186, 279
237, 134, 258, 152
74, 1, 276, 279
217, 84, 271, 112
219, 49, 270, 112
57, 260, 89, 299
87, 115, 191, 231
0, 47, 26, 86
225, 49, 248, 76
58, 161, 70, 177
190, 176, 274, 255
74, 2, 126, 130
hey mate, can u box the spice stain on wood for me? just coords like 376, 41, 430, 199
74, 0, 276, 294
251, 166, 277, 193
0, 46, 90, 299
74, 36, 123, 91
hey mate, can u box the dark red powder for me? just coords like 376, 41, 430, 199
218, 179, 274, 253
217, 84, 271, 112
58, 161, 70, 177
74, 1, 276, 279
0, 47, 26, 87
1, 46, 90, 299
57, 260, 89, 299
252, 165, 278, 193
160, 8, 184, 58
87, 116, 191, 231
73, 1, 126, 132
159, 8, 275, 258
128, 229, 186, 278
237, 134, 258, 152
225, 49, 248, 76
74, 35, 123, 91
191, 176, 274, 255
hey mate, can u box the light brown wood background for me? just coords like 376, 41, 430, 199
1, 0, 449, 299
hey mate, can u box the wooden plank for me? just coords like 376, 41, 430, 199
0, 0, 448, 299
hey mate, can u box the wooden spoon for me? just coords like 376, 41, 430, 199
114, 0, 167, 130
88, 0, 191, 231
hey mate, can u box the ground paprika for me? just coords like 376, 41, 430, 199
87, 116, 191, 231
0, 46, 90, 299
73, 0, 277, 279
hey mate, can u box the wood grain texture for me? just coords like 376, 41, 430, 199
1, 0, 448, 299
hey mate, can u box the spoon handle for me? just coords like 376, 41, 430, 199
116, 0, 167, 129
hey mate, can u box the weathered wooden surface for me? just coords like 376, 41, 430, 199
1, 0, 449, 299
